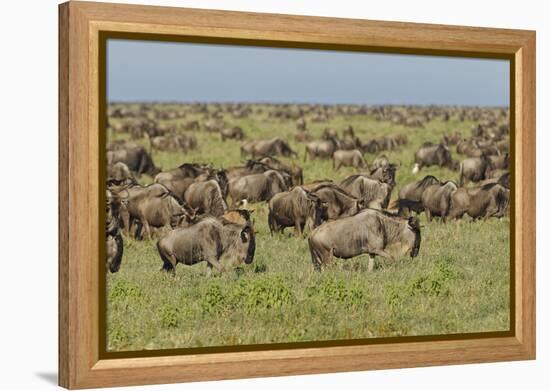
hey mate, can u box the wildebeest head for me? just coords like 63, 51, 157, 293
306, 193, 329, 230
408, 217, 421, 258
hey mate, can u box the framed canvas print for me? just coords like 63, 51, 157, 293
58, 1, 536, 389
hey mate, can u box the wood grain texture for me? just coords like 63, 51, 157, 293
58, 1, 536, 388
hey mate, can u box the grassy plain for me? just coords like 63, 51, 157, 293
106, 104, 510, 351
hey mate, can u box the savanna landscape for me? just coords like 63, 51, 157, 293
105, 102, 510, 352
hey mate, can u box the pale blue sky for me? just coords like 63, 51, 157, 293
107, 39, 509, 106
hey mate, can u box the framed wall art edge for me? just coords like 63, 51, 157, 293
58, 1, 536, 389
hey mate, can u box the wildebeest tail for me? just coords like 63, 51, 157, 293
458, 162, 464, 187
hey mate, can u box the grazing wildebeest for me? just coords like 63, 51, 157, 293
268, 187, 328, 236
448, 183, 510, 220
412, 142, 456, 173
240, 137, 297, 159
156, 217, 255, 275
228, 170, 288, 205
339, 174, 393, 209
459, 155, 492, 186
420, 181, 458, 222
369, 164, 397, 186
361, 139, 381, 154
154, 163, 215, 201
184, 179, 228, 217
107, 146, 160, 177
258, 156, 303, 186
332, 149, 367, 170
295, 129, 312, 142
149, 133, 197, 153
220, 126, 245, 141
106, 190, 123, 273
394, 175, 441, 217
312, 184, 365, 220
107, 162, 136, 186
308, 209, 421, 271
117, 183, 194, 240
305, 136, 341, 161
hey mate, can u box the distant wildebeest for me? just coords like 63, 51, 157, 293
413, 142, 456, 173
240, 137, 297, 159
107, 162, 136, 186
361, 139, 381, 154
305, 136, 341, 161
420, 181, 458, 222
258, 156, 304, 186
294, 129, 312, 142
106, 190, 124, 273
296, 117, 307, 131
339, 174, 393, 209
394, 175, 441, 217
459, 155, 492, 186
182, 120, 200, 131
342, 125, 355, 138
448, 183, 510, 220
184, 179, 228, 217
203, 119, 225, 133
228, 170, 288, 205
267, 187, 328, 237
157, 217, 255, 275
116, 183, 194, 240
332, 149, 367, 170
220, 126, 245, 141
154, 163, 220, 201
107, 145, 160, 177
489, 153, 510, 171
311, 184, 365, 220
149, 133, 197, 153
308, 209, 421, 271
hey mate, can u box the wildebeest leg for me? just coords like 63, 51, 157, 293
294, 219, 303, 237
134, 220, 143, 240
372, 249, 395, 262
368, 255, 375, 272
157, 245, 176, 275
205, 263, 213, 277
425, 208, 432, 223
206, 257, 224, 273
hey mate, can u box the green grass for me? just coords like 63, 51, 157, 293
106, 104, 510, 351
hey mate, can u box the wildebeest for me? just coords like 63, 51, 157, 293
339, 174, 393, 209
106, 190, 123, 273
459, 155, 492, 186
372, 154, 391, 170
448, 183, 510, 220
394, 175, 441, 216
412, 142, 456, 173
184, 179, 228, 217
154, 163, 217, 201
157, 217, 255, 275
107, 162, 136, 186
228, 170, 288, 205
305, 136, 340, 161
220, 126, 245, 141
107, 145, 160, 177
332, 149, 367, 170
369, 164, 397, 186
311, 184, 365, 220
268, 187, 328, 236
258, 156, 303, 186
117, 183, 194, 240
240, 137, 297, 159
420, 181, 458, 222
149, 133, 197, 153
308, 209, 421, 271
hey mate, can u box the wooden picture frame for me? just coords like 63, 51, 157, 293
59, 1, 536, 389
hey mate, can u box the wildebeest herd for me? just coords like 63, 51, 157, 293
105, 103, 510, 276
